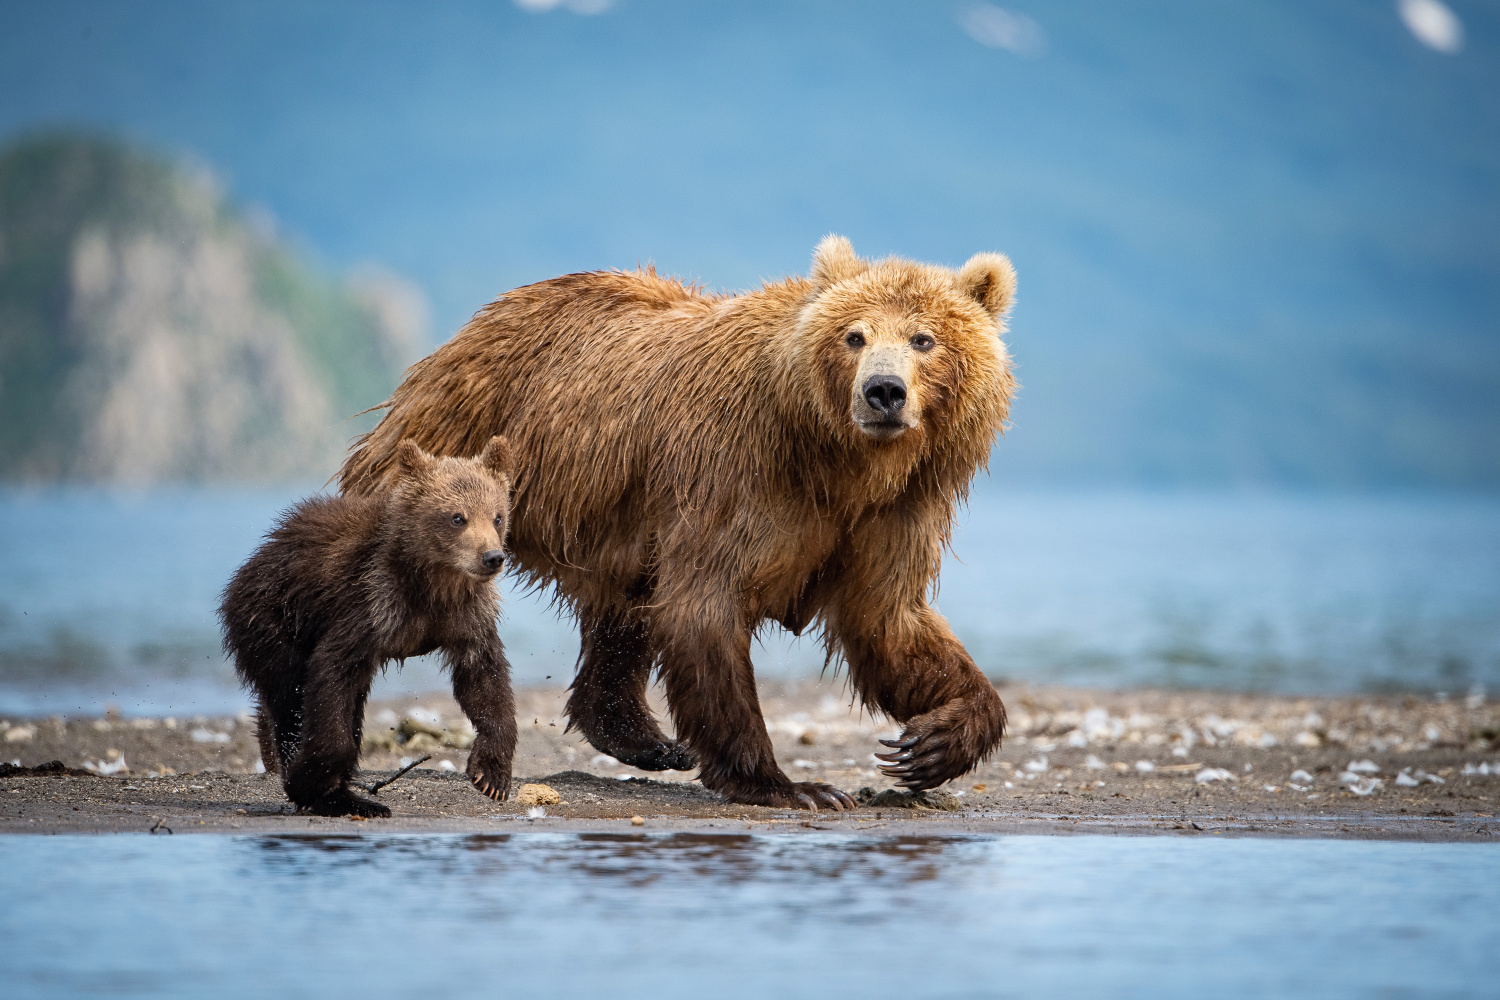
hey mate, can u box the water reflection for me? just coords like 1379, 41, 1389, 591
247, 831, 975, 890
3, 833, 1497, 999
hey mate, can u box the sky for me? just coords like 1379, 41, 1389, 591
1, 0, 1496, 487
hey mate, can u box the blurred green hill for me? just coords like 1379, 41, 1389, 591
0, 133, 424, 483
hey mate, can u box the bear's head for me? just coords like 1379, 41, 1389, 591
387, 436, 516, 580
793, 235, 1015, 450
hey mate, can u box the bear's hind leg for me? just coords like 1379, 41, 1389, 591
283, 647, 390, 818
254, 700, 279, 775
564, 609, 694, 771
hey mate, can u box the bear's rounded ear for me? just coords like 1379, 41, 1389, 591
478, 435, 516, 482
810, 234, 868, 291
956, 252, 1017, 321
394, 438, 435, 478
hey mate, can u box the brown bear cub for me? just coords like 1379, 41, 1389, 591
219, 437, 517, 817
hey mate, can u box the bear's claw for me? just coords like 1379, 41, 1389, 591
876, 732, 965, 790
729, 781, 855, 811
468, 768, 508, 801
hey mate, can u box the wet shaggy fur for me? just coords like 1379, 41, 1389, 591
340, 236, 1017, 810
220, 437, 517, 817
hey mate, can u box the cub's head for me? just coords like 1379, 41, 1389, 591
387, 436, 515, 580
794, 235, 1016, 448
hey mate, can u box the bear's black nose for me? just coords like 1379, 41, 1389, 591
481, 549, 506, 573
862, 375, 907, 418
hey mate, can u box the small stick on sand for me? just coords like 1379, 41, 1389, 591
149, 817, 172, 835
360, 754, 432, 795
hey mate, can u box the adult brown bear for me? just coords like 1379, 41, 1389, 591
340, 236, 1016, 810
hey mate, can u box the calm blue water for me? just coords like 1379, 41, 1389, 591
0, 832, 1496, 999
1, 488, 1498, 714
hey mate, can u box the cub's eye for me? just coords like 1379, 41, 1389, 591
451, 513, 466, 526
493, 514, 503, 527
845, 330, 865, 348
911, 333, 935, 352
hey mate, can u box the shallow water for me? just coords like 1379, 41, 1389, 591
1, 832, 1496, 999
1, 488, 1497, 714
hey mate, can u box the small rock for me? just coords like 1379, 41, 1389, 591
798, 730, 817, 745
515, 783, 562, 806
1195, 768, 1236, 784
401, 732, 443, 754
854, 787, 962, 811
1346, 759, 1379, 774
631, 815, 645, 826
398, 717, 444, 740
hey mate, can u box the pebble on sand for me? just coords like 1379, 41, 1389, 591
515, 783, 562, 807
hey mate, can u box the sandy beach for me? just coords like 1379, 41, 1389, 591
4, 680, 1497, 840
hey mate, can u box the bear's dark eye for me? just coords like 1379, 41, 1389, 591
911, 332, 935, 352
493, 514, 503, 527
845, 330, 865, 348
451, 513, 466, 526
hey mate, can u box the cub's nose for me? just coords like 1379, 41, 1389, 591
480, 549, 506, 573
862, 375, 907, 417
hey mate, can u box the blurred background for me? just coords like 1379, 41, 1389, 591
0, 0, 1496, 715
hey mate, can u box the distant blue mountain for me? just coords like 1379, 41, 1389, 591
1, 1, 1495, 486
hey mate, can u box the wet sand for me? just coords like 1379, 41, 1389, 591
3, 680, 1497, 840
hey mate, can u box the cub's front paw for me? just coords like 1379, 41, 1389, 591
466, 741, 514, 801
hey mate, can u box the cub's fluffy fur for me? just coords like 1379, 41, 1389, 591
341, 237, 1017, 810
221, 437, 516, 816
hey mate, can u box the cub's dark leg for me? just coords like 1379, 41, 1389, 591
247, 651, 305, 776
448, 633, 518, 800
254, 701, 279, 775
283, 641, 389, 818
656, 604, 853, 811
564, 609, 695, 771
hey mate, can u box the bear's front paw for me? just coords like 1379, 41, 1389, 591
466, 742, 514, 801
875, 695, 1005, 791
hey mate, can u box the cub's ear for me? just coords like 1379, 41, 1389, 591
394, 439, 435, 478
810, 234, 868, 291
477, 435, 516, 482
956, 252, 1017, 321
